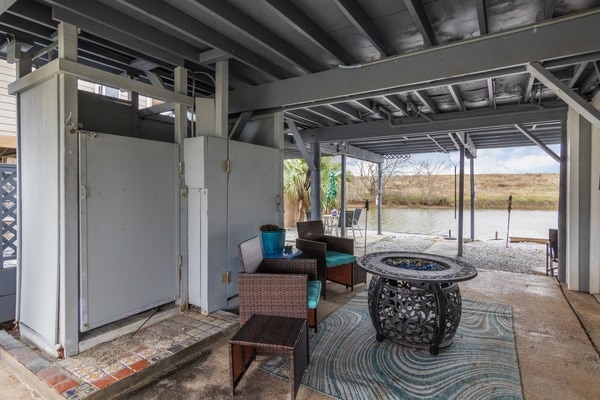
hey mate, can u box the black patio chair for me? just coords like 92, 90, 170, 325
546, 229, 558, 277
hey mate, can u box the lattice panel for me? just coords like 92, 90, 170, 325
1, 165, 17, 265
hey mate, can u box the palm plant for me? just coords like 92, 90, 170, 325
283, 159, 311, 225
283, 157, 341, 226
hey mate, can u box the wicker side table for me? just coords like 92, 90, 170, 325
229, 314, 308, 400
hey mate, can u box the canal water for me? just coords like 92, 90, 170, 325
363, 208, 557, 240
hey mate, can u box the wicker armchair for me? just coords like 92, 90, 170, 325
237, 236, 320, 332
296, 220, 366, 299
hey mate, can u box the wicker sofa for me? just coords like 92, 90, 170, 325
237, 236, 321, 332
296, 220, 366, 299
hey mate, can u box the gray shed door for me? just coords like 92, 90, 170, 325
0, 267, 15, 322
79, 132, 179, 332
227, 141, 282, 299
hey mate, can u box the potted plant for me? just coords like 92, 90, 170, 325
259, 224, 286, 256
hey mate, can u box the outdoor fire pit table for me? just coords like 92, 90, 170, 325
358, 251, 477, 355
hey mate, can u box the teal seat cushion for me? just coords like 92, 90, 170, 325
326, 250, 356, 268
307, 280, 321, 309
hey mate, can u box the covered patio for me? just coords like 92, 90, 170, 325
2, 233, 600, 399
0, 0, 600, 399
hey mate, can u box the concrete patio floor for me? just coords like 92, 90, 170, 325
1, 233, 599, 399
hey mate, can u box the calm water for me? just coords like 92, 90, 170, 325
363, 208, 557, 240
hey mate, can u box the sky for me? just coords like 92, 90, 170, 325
399, 144, 561, 175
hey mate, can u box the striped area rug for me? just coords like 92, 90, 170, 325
262, 291, 523, 400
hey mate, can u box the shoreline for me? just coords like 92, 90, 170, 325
348, 203, 558, 212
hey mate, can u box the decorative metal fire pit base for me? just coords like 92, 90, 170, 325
358, 252, 477, 355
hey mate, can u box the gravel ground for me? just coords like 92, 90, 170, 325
287, 229, 547, 275
365, 232, 547, 275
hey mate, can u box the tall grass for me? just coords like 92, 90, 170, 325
348, 173, 559, 210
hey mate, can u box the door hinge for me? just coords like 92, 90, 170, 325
178, 256, 183, 281
221, 271, 231, 284
223, 159, 231, 173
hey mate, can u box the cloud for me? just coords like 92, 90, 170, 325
401, 145, 561, 174
473, 146, 560, 174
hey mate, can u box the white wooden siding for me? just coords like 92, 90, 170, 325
0, 60, 16, 139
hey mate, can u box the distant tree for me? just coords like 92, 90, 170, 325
350, 156, 410, 201
409, 159, 448, 204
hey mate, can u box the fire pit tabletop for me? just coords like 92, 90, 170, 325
358, 251, 477, 283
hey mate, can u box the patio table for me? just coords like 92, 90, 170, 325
357, 251, 477, 355
229, 314, 308, 399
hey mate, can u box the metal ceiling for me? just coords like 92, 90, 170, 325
2, 0, 599, 161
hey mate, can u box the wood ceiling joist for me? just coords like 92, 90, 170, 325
261, 0, 357, 65
402, 0, 437, 47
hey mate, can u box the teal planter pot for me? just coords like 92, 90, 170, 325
261, 230, 286, 256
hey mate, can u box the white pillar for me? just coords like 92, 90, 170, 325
215, 60, 228, 138
589, 93, 600, 294
174, 67, 189, 308
566, 93, 600, 293
273, 111, 284, 228
57, 22, 80, 357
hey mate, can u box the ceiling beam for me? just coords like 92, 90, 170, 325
139, 101, 174, 117
569, 62, 588, 89
284, 113, 320, 129
353, 99, 375, 115
579, 61, 600, 95
51, 4, 187, 66
274, 52, 600, 112
383, 95, 410, 117
299, 103, 567, 143
145, 71, 166, 88
112, 0, 294, 79
230, 10, 600, 113
414, 90, 439, 114
333, 0, 394, 57
177, 0, 322, 74
523, 74, 536, 102
5, 1, 53, 28
487, 78, 496, 108
320, 142, 383, 163
229, 111, 254, 140
455, 131, 477, 158
286, 109, 330, 127
80, 32, 174, 70
514, 123, 562, 162
0, 0, 16, 14
0, 13, 52, 39
261, 0, 356, 65
306, 106, 347, 125
545, 0, 558, 20
448, 85, 466, 111
198, 49, 230, 65
526, 62, 600, 128
8, 58, 194, 106
288, 119, 316, 171
402, 0, 437, 47
328, 103, 362, 122
475, 0, 488, 35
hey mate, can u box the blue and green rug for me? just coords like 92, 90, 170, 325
262, 291, 523, 399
